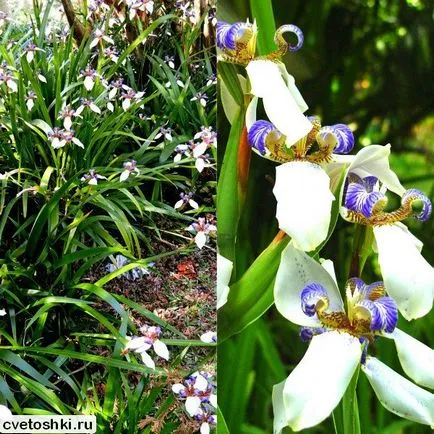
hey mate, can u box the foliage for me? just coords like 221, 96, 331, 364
0, 0, 216, 431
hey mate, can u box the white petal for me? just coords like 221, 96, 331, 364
277, 64, 308, 113
72, 138, 84, 148
217, 254, 233, 309
140, 351, 155, 369
386, 328, 434, 389
7, 80, 17, 92
171, 383, 185, 394
195, 231, 207, 249
75, 105, 84, 116
90, 103, 101, 113
245, 97, 258, 131
26, 100, 34, 111
26, 51, 34, 63
39, 74, 47, 83
109, 88, 117, 99
361, 356, 434, 426
185, 396, 201, 417
194, 373, 209, 392
103, 36, 114, 44
196, 158, 205, 173
189, 199, 199, 209
122, 99, 131, 111
193, 142, 207, 158
276, 331, 361, 432
274, 244, 344, 327
345, 144, 405, 197
246, 60, 312, 147
174, 153, 182, 162
200, 331, 216, 343
174, 199, 183, 209
125, 336, 147, 350
273, 380, 288, 434
88, 178, 98, 185
200, 422, 210, 434
0, 309, 6, 316
273, 161, 335, 251
319, 259, 338, 286
64, 117, 72, 131
107, 102, 114, 112
373, 224, 434, 320
90, 38, 99, 48
0, 405, 12, 421
209, 394, 217, 407
84, 76, 95, 91
120, 170, 130, 182
153, 340, 169, 360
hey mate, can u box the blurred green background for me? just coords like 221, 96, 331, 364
218, 0, 434, 433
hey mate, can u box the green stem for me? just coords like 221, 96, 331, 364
342, 366, 361, 434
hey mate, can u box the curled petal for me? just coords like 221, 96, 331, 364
248, 120, 283, 156
246, 60, 312, 147
361, 356, 434, 426
320, 124, 354, 154
273, 161, 335, 251
356, 297, 397, 333
273, 331, 362, 432
274, 245, 344, 327
300, 283, 329, 317
275, 24, 304, 52
386, 328, 434, 389
345, 182, 386, 218
401, 188, 432, 222
373, 223, 434, 320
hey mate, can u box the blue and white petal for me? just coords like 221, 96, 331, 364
342, 144, 406, 197
300, 283, 329, 317
248, 120, 282, 156
362, 356, 434, 427
276, 24, 304, 52
273, 331, 362, 432
274, 245, 344, 327
373, 223, 434, 320
385, 328, 434, 389
401, 189, 432, 222
345, 182, 386, 218
216, 22, 231, 49
273, 161, 335, 251
319, 124, 354, 154
246, 60, 313, 147
356, 297, 398, 333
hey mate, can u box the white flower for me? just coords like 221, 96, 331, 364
125, 326, 169, 370
81, 169, 106, 185
188, 217, 216, 249
120, 160, 140, 182
172, 372, 216, 417
90, 28, 114, 49
25, 91, 37, 111
76, 98, 101, 115
155, 127, 173, 142
174, 192, 199, 210
200, 331, 216, 343
272, 244, 434, 433
340, 144, 434, 320
0, 309, 6, 316
217, 254, 232, 309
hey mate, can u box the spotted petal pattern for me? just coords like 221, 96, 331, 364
319, 123, 354, 154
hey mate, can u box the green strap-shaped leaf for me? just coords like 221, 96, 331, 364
249, 0, 277, 56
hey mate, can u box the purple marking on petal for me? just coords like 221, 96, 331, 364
320, 123, 355, 154
299, 326, 327, 341
357, 296, 397, 333
359, 336, 369, 364
346, 277, 365, 296
362, 176, 379, 193
345, 182, 386, 218
276, 24, 304, 52
216, 21, 231, 49
363, 281, 385, 299
300, 283, 329, 317
224, 22, 252, 50
402, 188, 432, 222
248, 120, 281, 155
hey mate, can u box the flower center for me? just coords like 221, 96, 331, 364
344, 173, 432, 225
300, 278, 398, 340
